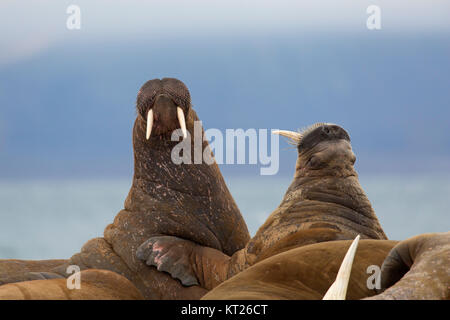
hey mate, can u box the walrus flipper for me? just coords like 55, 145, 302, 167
137, 236, 199, 287
136, 235, 235, 290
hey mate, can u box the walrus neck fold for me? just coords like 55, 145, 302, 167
243, 135, 387, 263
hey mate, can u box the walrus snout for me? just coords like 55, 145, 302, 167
154, 94, 179, 127
136, 78, 191, 140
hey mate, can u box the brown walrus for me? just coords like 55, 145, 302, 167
136, 123, 388, 290
0, 78, 250, 299
136, 124, 448, 300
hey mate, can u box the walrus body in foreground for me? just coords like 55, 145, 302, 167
202, 239, 397, 299
0, 78, 250, 299
202, 232, 449, 300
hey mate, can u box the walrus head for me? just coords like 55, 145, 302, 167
131, 78, 208, 195
136, 78, 191, 140
275, 123, 356, 178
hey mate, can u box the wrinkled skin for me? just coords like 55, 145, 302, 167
0, 78, 250, 300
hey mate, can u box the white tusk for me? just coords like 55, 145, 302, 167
323, 235, 360, 300
272, 130, 302, 143
177, 107, 187, 139
146, 109, 153, 140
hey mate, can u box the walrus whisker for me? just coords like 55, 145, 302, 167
177, 106, 187, 139
146, 109, 153, 140
323, 234, 360, 300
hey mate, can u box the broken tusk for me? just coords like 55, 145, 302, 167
146, 109, 153, 140
272, 130, 302, 143
177, 107, 187, 139
323, 235, 360, 300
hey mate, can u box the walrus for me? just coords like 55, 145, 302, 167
0, 78, 250, 299
367, 231, 449, 300
136, 124, 448, 300
136, 123, 388, 290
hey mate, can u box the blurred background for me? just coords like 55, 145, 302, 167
0, 0, 449, 259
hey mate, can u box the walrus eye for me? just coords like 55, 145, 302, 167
177, 106, 187, 139
307, 155, 323, 169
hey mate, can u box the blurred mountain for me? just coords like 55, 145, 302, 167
0, 33, 449, 179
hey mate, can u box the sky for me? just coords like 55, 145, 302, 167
1, 0, 450, 66
0, 1, 449, 179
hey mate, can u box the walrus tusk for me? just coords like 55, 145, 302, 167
322, 235, 360, 300
272, 130, 302, 143
146, 109, 154, 140
177, 107, 187, 139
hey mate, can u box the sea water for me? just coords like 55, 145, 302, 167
0, 175, 449, 260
